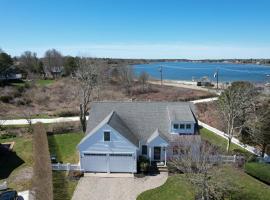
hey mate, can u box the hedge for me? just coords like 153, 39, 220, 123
244, 162, 270, 184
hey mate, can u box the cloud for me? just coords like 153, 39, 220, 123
4, 43, 270, 59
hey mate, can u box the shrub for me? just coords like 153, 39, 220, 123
138, 156, 150, 173
0, 95, 13, 103
0, 133, 16, 139
68, 171, 84, 180
244, 162, 270, 184
56, 110, 79, 117
46, 122, 81, 135
32, 123, 53, 200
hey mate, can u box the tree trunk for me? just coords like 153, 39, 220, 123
80, 104, 86, 133
226, 137, 232, 153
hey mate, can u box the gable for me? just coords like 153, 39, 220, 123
78, 123, 138, 153
147, 135, 169, 147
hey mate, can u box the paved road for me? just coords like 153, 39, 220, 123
72, 172, 168, 200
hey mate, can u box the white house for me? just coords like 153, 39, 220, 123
77, 101, 197, 173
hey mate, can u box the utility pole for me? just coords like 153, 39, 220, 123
216, 69, 219, 90
159, 66, 163, 86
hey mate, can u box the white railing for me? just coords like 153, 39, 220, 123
52, 163, 81, 171
210, 155, 244, 163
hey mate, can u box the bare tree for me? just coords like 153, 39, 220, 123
119, 65, 134, 95
247, 97, 270, 157
23, 110, 33, 133
32, 123, 53, 200
43, 49, 63, 79
138, 71, 149, 92
0, 119, 6, 131
218, 82, 256, 153
76, 58, 99, 132
169, 137, 234, 200
19, 51, 39, 77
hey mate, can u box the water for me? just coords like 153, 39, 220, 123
134, 62, 270, 83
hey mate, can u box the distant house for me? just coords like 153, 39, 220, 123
77, 101, 198, 173
44, 66, 64, 78
0, 66, 23, 81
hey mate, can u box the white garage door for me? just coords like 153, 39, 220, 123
109, 153, 134, 173
82, 153, 107, 172
82, 153, 135, 173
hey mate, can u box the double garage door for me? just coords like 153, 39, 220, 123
82, 153, 136, 173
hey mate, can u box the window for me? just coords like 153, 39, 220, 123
186, 124, 191, 129
142, 145, 147, 155
180, 124, 185, 129
173, 124, 179, 129
104, 131, 110, 141
173, 146, 178, 155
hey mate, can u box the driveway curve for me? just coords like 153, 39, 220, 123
72, 172, 168, 200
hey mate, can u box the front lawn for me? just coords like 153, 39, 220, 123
137, 175, 194, 200
137, 165, 270, 200
0, 135, 33, 191
244, 162, 270, 184
200, 127, 251, 157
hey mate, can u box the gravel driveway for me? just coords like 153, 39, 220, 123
72, 172, 168, 200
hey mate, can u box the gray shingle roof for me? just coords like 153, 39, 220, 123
86, 101, 196, 144
167, 105, 196, 122
108, 111, 139, 147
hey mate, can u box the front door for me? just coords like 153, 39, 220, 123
154, 147, 161, 160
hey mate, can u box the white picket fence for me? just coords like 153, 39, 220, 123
52, 163, 81, 171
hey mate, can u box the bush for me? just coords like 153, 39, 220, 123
0, 133, 16, 139
32, 123, 53, 200
244, 162, 270, 184
0, 95, 13, 103
68, 171, 84, 180
138, 156, 150, 173
56, 110, 79, 117
46, 122, 81, 135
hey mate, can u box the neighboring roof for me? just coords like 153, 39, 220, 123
86, 101, 196, 143
167, 105, 196, 122
78, 111, 139, 147
147, 129, 169, 144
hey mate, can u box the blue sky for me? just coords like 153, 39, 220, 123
0, 0, 270, 59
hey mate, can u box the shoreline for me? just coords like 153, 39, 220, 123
148, 79, 221, 94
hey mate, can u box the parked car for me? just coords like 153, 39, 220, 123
0, 189, 18, 200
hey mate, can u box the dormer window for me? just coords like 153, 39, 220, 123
104, 131, 110, 141
173, 124, 179, 129
186, 124, 191, 129
180, 124, 185, 129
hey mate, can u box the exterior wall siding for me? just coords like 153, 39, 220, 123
78, 124, 137, 153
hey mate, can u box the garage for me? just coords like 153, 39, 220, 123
81, 153, 136, 173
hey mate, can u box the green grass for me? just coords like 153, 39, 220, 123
0, 136, 33, 191
200, 127, 252, 157
53, 171, 79, 200
47, 133, 84, 200
36, 79, 55, 86
48, 132, 84, 163
244, 162, 270, 184
137, 165, 270, 200
137, 175, 194, 200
